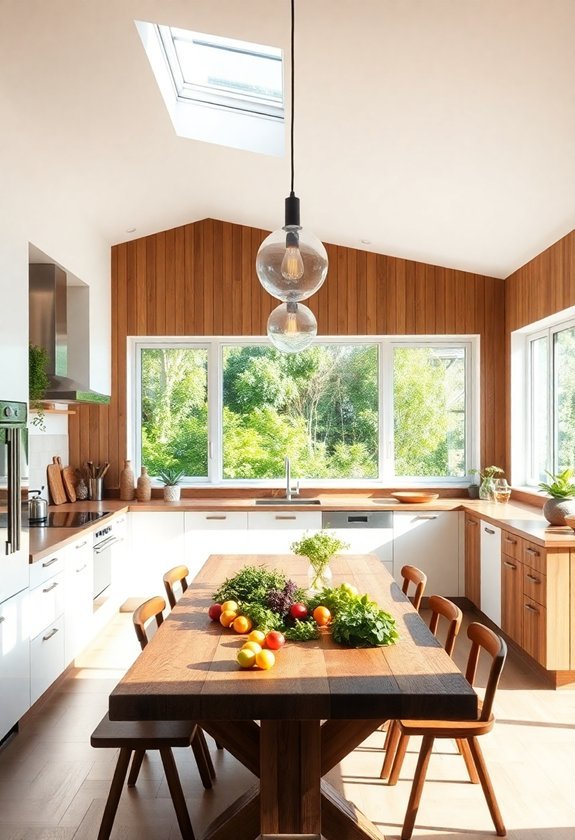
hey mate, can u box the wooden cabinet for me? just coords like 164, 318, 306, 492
392, 511, 461, 596
501, 555, 523, 645
0, 587, 30, 740
522, 597, 547, 665
464, 514, 480, 606
520, 543, 569, 670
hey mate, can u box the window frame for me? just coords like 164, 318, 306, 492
129, 334, 479, 488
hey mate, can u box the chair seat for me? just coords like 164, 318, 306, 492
397, 713, 495, 740
91, 714, 196, 749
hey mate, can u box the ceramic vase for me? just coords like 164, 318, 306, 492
136, 466, 152, 502
163, 485, 181, 502
119, 459, 135, 501
479, 477, 495, 501
307, 560, 333, 594
542, 497, 575, 526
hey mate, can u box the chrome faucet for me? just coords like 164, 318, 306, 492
285, 456, 299, 500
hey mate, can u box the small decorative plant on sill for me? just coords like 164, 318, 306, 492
469, 465, 504, 501
538, 468, 575, 525
291, 530, 349, 593
29, 342, 50, 431
158, 466, 184, 502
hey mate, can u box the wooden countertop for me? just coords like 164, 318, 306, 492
28, 495, 575, 561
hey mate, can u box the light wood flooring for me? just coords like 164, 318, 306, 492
0, 608, 574, 839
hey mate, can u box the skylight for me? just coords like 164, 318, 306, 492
136, 21, 284, 156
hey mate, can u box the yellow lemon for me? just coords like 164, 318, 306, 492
236, 648, 256, 669
221, 600, 239, 613
241, 640, 262, 654
255, 649, 275, 670
248, 629, 266, 645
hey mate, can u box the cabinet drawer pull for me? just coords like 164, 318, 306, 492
42, 581, 59, 593
484, 527, 496, 535
526, 573, 541, 584
75, 540, 88, 549
503, 561, 516, 570
504, 537, 517, 544
76, 564, 88, 574
42, 627, 59, 641
42, 557, 58, 568
416, 514, 438, 520
524, 603, 539, 613
206, 515, 227, 520
525, 547, 540, 556
275, 515, 297, 520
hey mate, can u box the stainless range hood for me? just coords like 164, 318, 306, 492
29, 264, 110, 405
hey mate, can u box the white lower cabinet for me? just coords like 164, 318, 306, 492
129, 512, 186, 600
392, 511, 461, 596
480, 522, 502, 624
0, 588, 30, 740
64, 536, 93, 664
29, 550, 66, 705
246, 511, 322, 553
30, 615, 65, 705
184, 512, 249, 577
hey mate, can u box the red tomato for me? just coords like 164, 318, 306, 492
208, 603, 223, 621
264, 630, 286, 650
290, 602, 308, 620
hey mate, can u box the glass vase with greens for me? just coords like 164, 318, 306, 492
290, 530, 349, 593
470, 466, 504, 501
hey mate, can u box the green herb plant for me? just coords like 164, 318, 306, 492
284, 620, 320, 642
469, 465, 504, 480
157, 466, 185, 486
331, 595, 399, 648
538, 468, 575, 499
290, 530, 349, 589
29, 342, 50, 431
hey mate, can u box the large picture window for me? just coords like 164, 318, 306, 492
133, 336, 476, 485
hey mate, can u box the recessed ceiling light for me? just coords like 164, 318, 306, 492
360, 239, 371, 245
126, 227, 137, 234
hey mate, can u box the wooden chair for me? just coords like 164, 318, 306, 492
381, 595, 463, 779
386, 622, 508, 840
90, 596, 214, 840
163, 564, 190, 609
401, 564, 428, 612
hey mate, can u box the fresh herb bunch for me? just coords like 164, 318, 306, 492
266, 580, 306, 616
290, 530, 349, 573
284, 619, 320, 642
307, 584, 358, 617
331, 595, 399, 648
240, 602, 285, 632
538, 468, 575, 499
213, 565, 288, 605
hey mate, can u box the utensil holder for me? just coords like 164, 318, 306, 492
88, 477, 103, 501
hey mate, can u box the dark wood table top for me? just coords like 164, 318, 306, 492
109, 553, 477, 724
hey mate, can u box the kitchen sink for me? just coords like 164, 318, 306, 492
255, 498, 321, 505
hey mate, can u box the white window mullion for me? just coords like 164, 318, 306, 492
380, 341, 394, 481
208, 340, 222, 483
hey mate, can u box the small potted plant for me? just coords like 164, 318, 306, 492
29, 342, 49, 431
158, 466, 184, 502
291, 530, 349, 593
470, 466, 504, 501
538, 468, 575, 525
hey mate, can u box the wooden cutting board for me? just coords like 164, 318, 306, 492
61, 465, 77, 502
46, 456, 67, 505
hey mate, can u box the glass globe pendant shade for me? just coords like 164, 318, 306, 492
267, 301, 317, 354
256, 225, 328, 302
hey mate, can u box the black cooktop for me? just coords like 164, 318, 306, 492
30, 511, 112, 528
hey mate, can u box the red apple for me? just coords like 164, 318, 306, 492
290, 602, 308, 620
208, 603, 223, 622
264, 630, 286, 650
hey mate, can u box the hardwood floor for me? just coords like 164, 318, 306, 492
0, 609, 574, 839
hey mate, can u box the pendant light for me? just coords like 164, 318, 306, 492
257, 0, 328, 352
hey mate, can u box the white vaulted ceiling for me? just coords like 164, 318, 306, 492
3, 0, 575, 278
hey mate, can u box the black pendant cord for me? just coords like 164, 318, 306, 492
290, 0, 295, 196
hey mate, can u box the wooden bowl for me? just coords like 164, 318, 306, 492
391, 492, 439, 504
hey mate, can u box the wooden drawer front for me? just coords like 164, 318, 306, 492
185, 511, 248, 530
522, 541, 545, 574
502, 531, 522, 561
523, 566, 546, 608
30, 615, 65, 705
523, 597, 547, 666
30, 552, 65, 589
29, 572, 65, 640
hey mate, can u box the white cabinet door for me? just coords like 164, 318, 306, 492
64, 536, 93, 664
321, 510, 394, 576
28, 570, 65, 641
393, 511, 461, 596
247, 511, 322, 554
30, 615, 65, 705
129, 512, 186, 601
480, 522, 502, 624
184, 512, 249, 578
0, 588, 30, 740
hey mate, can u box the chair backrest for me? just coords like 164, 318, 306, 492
464, 621, 507, 722
163, 564, 190, 609
133, 595, 166, 650
401, 565, 428, 612
427, 594, 463, 657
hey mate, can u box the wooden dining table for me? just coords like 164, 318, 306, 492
109, 554, 477, 840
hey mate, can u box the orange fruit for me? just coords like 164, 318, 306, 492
241, 640, 263, 654
255, 649, 275, 670
236, 648, 257, 668
313, 605, 331, 626
232, 615, 253, 634
248, 629, 266, 645
219, 609, 238, 628
221, 600, 239, 613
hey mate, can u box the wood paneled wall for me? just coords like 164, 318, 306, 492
69, 218, 505, 488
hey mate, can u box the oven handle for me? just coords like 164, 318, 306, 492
93, 535, 123, 554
